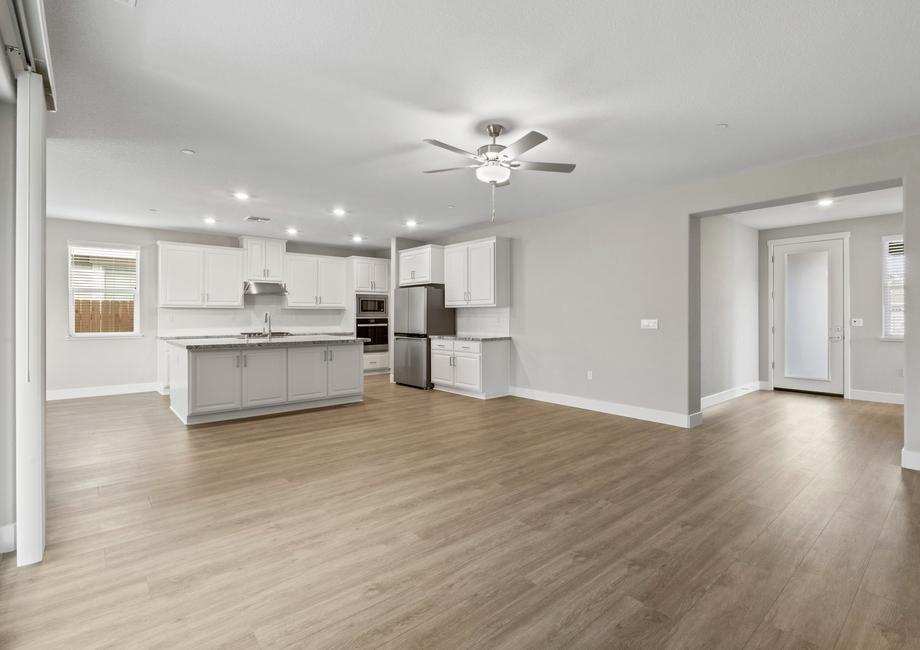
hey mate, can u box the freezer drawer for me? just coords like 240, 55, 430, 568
394, 336, 430, 388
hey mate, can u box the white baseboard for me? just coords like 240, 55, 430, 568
849, 389, 904, 405
46, 382, 160, 401
902, 448, 920, 471
701, 382, 760, 409
758, 381, 772, 391
0, 523, 15, 554
509, 386, 695, 428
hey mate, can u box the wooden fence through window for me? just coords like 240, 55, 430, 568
73, 299, 135, 334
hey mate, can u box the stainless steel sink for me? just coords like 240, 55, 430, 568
238, 331, 294, 339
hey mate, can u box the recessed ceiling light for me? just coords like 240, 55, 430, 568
818, 198, 834, 207
351, 234, 363, 243
405, 219, 418, 228
286, 227, 298, 235
203, 216, 216, 225
233, 191, 250, 201
181, 148, 196, 156
447, 204, 455, 209
148, 208, 159, 212
332, 207, 347, 217
717, 123, 729, 129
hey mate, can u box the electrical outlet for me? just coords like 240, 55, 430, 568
587, 370, 593, 380
641, 319, 659, 330
851, 318, 864, 327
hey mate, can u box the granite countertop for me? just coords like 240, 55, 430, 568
167, 335, 370, 350
430, 335, 512, 341
159, 331, 355, 340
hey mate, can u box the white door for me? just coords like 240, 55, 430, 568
285, 254, 319, 307
773, 238, 845, 394
204, 248, 243, 307
372, 260, 389, 292
430, 351, 454, 385
453, 353, 482, 392
241, 348, 288, 407
264, 240, 286, 281
244, 239, 266, 280
355, 259, 373, 292
327, 345, 362, 396
399, 250, 419, 284
318, 257, 346, 307
190, 351, 242, 413
288, 346, 328, 401
467, 240, 495, 305
444, 245, 469, 306
160, 245, 204, 306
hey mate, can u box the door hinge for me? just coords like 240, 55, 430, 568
771, 255, 774, 263
771, 361, 775, 369
771, 326, 774, 333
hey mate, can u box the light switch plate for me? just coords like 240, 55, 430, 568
641, 319, 659, 330
851, 318, 864, 327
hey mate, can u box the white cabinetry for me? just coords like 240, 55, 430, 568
429, 338, 510, 399
327, 344, 363, 396
241, 348, 288, 407
288, 347, 329, 401
240, 237, 286, 281
158, 242, 244, 308
444, 237, 509, 308
352, 257, 389, 293
363, 351, 389, 372
285, 253, 347, 308
190, 350, 242, 413
399, 245, 444, 286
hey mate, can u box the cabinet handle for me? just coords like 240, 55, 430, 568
323, 350, 327, 362
329, 348, 334, 361
235, 356, 240, 368
243, 354, 247, 368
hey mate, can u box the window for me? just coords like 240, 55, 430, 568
68, 244, 140, 336
882, 235, 904, 340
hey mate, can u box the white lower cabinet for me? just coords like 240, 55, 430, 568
430, 350, 454, 385
328, 344, 363, 396
363, 351, 389, 372
288, 346, 329, 401
452, 353, 482, 392
241, 348, 288, 407
430, 338, 510, 399
190, 350, 242, 414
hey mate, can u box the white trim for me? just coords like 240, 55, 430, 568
509, 386, 696, 428
433, 384, 509, 400
46, 382, 159, 401
902, 448, 920, 472
0, 523, 15, 553
759, 381, 773, 390
701, 382, 760, 409
768, 232, 851, 398
849, 389, 904, 405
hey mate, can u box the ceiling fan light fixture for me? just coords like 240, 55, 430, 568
475, 163, 511, 184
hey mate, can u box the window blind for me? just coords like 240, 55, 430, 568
69, 245, 139, 335
882, 236, 904, 339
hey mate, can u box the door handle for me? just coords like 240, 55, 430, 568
329, 348, 334, 362
236, 356, 240, 368
243, 354, 247, 367
829, 335, 843, 342
323, 350, 327, 362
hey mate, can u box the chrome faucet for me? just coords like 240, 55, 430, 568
263, 311, 272, 337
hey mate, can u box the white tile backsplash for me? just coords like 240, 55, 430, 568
455, 307, 510, 337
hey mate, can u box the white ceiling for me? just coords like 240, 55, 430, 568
44, 0, 920, 248
723, 187, 903, 230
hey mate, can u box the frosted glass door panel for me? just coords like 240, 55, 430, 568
784, 251, 829, 380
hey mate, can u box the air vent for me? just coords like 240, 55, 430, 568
245, 215, 271, 223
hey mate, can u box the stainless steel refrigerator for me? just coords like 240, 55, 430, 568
393, 285, 455, 388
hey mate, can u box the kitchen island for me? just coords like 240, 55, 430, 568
166, 335, 368, 424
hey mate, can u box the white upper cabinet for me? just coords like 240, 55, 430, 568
159, 242, 243, 308
284, 253, 346, 309
398, 244, 444, 286
443, 237, 508, 308
352, 257, 389, 293
240, 237, 286, 281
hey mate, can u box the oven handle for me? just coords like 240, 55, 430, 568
357, 323, 389, 327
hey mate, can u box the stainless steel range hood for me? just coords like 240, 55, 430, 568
243, 281, 287, 296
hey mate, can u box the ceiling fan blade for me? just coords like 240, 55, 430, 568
511, 161, 576, 173
499, 131, 548, 160
423, 139, 481, 161
422, 165, 480, 173
495, 179, 511, 188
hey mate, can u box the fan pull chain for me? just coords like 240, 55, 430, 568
491, 181, 496, 222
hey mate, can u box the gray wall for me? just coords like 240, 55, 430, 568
45, 218, 371, 391
0, 102, 15, 538
758, 213, 905, 394
700, 216, 759, 398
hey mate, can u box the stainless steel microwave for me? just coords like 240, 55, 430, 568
357, 294, 388, 318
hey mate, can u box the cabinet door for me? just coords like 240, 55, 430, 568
317, 257, 347, 308
444, 245, 469, 306
244, 239, 266, 280
204, 248, 243, 307
285, 254, 319, 307
453, 353, 482, 392
190, 351, 241, 413
241, 348, 288, 407
160, 245, 204, 306
327, 345, 363, 396
467, 240, 495, 305
399, 250, 417, 284
354, 259, 373, 292
430, 351, 454, 386
264, 240, 286, 281
372, 260, 389, 292
287, 346, 328, 401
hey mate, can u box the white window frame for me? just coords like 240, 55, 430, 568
881, 234, 904, 342
67, 241, 141, 338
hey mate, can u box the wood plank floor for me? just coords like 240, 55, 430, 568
1, 376, 917, 648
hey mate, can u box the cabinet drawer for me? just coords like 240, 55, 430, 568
363, 352, 389, 370
453, 340, 481, 354
431, 339, 454, 351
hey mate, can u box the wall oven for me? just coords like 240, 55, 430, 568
356, 317, 388, 352
357, 294, 388, 318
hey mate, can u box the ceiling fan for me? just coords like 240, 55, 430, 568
422, 123, 575, 188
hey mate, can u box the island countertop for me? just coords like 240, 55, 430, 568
166, 335, 370, 351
